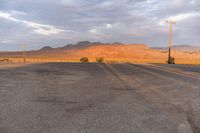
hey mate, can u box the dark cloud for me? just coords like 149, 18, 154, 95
0, 0, 200, 50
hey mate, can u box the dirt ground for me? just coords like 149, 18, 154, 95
0, 62, 200, 133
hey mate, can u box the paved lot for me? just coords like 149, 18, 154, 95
0, 62, 200, 133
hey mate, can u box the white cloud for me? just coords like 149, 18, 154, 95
170, 0, 188, 7
60, 0, 82, 6
169, 12, 200, 21
23, 21, 65, 35
99, 1, 113, 7
0, 0, 200, 50
1, 40, 13, 44
158, 12, 200, 26
10, 10, 27, 16
0, 11, 65, 35
89, 29, 97, 33
106, 24, 113, 28
0, 11, 20, 22
89, 23, 116, 34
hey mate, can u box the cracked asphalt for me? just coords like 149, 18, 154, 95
0, 62, 200, 133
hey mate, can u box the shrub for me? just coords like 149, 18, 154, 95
167, 57, 175, 64
96, 57, 104, 62
0, 58, 9, 62
80, 57, 89, 62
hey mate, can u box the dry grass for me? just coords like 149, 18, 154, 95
1, 44, 200, 64
0, 57, 80, 63
1, 57, 199, 65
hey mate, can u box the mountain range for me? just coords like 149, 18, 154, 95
39, 42, 200, 52
153, 44, 200, 52
39, 41, 122, 51
0, 41, 200, 63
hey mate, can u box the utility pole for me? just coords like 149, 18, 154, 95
167, 20, 175, 63
21, 44, 27, 62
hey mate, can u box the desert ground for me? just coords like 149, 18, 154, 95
1, 43, 200, 64
0, 62, 200, 133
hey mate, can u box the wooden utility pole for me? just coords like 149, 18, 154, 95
21, 44, 27, 62
167, 20, 175, 61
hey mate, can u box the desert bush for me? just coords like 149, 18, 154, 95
0, 58, 9, 62
96, 57, 104, 62
167, 57, 175, 64
80, 57, 89, 62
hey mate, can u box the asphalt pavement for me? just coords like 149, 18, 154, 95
0, 62, 200, 133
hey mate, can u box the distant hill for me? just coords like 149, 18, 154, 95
1, 41, 200, 64
40, 46, 53, 51
40, 41, 125, 51
60, 41, 102, 50
0, 41, 163, 59
41, 43, 200, 52
153, 44, 200, 52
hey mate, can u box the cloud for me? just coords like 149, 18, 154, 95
169, 12, 200, 21
0, 11, 19, 22
106, 24, 113, 28
0, 11, 65, 35
89, 23, 116, 33
1, 40, 13, 44
23, 21, 65, 36
89, 29, 97, 33
158, 12, 200, 26
0, 0, 200, 50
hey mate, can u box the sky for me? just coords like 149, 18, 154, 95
0, 0, 200, 51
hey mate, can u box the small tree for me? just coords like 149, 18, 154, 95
80, 57, 89, 62
96, 57, 104, 62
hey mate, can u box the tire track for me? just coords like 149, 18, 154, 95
141, 63, 200, 80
